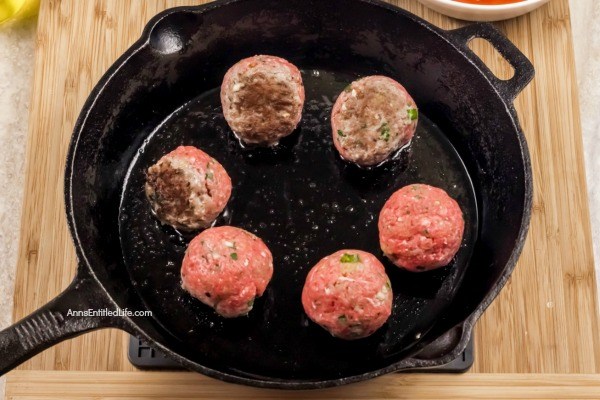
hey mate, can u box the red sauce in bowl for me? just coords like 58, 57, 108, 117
454, 0, 525, 4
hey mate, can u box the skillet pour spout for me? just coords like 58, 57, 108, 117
0, 0, 533, 388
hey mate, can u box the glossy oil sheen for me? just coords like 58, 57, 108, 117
118, 69, 478, 380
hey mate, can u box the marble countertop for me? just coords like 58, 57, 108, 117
0, 20, 35, 329
0, 0, 598, 393
0, 18, 35, 395
570, 0, 600, 289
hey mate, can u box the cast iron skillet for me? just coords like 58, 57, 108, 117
0, 0, 534, 389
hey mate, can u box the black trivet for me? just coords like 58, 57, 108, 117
128, 335, 473, 373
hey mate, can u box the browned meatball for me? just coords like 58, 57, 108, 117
331, 75, 418, 166
145, 146, 232, 231
221, 55, 305, 145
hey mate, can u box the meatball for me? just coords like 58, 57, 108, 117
145, 146, 231, 231
331, 75, 418, 166
301, 250, 393, 340
221, 55, 305, 145
378, 184, 465, 272
181, 226, 273, 318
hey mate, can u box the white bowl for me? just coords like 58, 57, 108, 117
417, 0, 550, 21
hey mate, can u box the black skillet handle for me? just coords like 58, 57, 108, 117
0, 266, 126, 375
447, 23, 534, 102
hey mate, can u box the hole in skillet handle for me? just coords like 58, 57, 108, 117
447, 23, 535, 102
468, 37, 515, 80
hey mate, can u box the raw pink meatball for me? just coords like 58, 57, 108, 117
302, 250, 392, 340
331, 75, 418, 166
221, 55, 305, 145
145, 146, 232, 231
378, 184, 465, 272
181, 226, 273, 318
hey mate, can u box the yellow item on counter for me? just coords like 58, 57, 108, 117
0, 0, 39, 25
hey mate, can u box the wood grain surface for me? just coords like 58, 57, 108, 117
8, 0, 599, 384
6, 371, 600, 400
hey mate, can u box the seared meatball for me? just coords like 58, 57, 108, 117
378, 184, 464, 272
221, 55, 305, 145
302, 250, 392, 340
145, 146, 231, 231
331, 75, 418, 166
181, 226, 273, 318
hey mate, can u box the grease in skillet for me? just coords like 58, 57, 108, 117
119, 68, 478, 375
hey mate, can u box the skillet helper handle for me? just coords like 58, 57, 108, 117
396, 324, 472, 371
0, 267, 122, 376
447, 23, 534, 101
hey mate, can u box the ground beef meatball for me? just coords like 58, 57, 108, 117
181, 226, 273, 318
145, 146, 231, 231
378, 184, 465, 272
301, 249, 392, 340
331, 75, 418, 166
220, 55, 305, 145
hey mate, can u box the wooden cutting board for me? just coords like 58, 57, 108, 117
6, 0, 600, 397
5, 371, 600, 399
